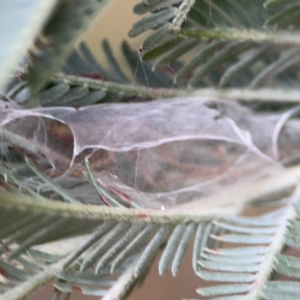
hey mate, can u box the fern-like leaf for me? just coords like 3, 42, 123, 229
131, 0, 300, 89
3, 1, 300, 299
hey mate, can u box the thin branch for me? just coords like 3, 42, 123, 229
51, 73, 300, 103
0, 192, 233, 225
50, 73, 178, 100
1, 165, 300, 224
189, 88, 300, 103
180, 28, 300, 45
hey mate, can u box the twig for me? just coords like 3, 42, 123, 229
180, 28, 300, 45
51, 73, 300, 103
1, 165, 300, 225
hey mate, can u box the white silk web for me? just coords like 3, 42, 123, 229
1, 98, 299, 209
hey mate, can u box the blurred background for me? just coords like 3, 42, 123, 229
82, 0, 147, 80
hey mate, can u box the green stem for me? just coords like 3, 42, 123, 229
180, 28, 300, 45
52, 73, 300, 103
189, 87, 300, 103
1, 165, 300, 225
50, 73, 178, 100
0, 192, 231, 225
